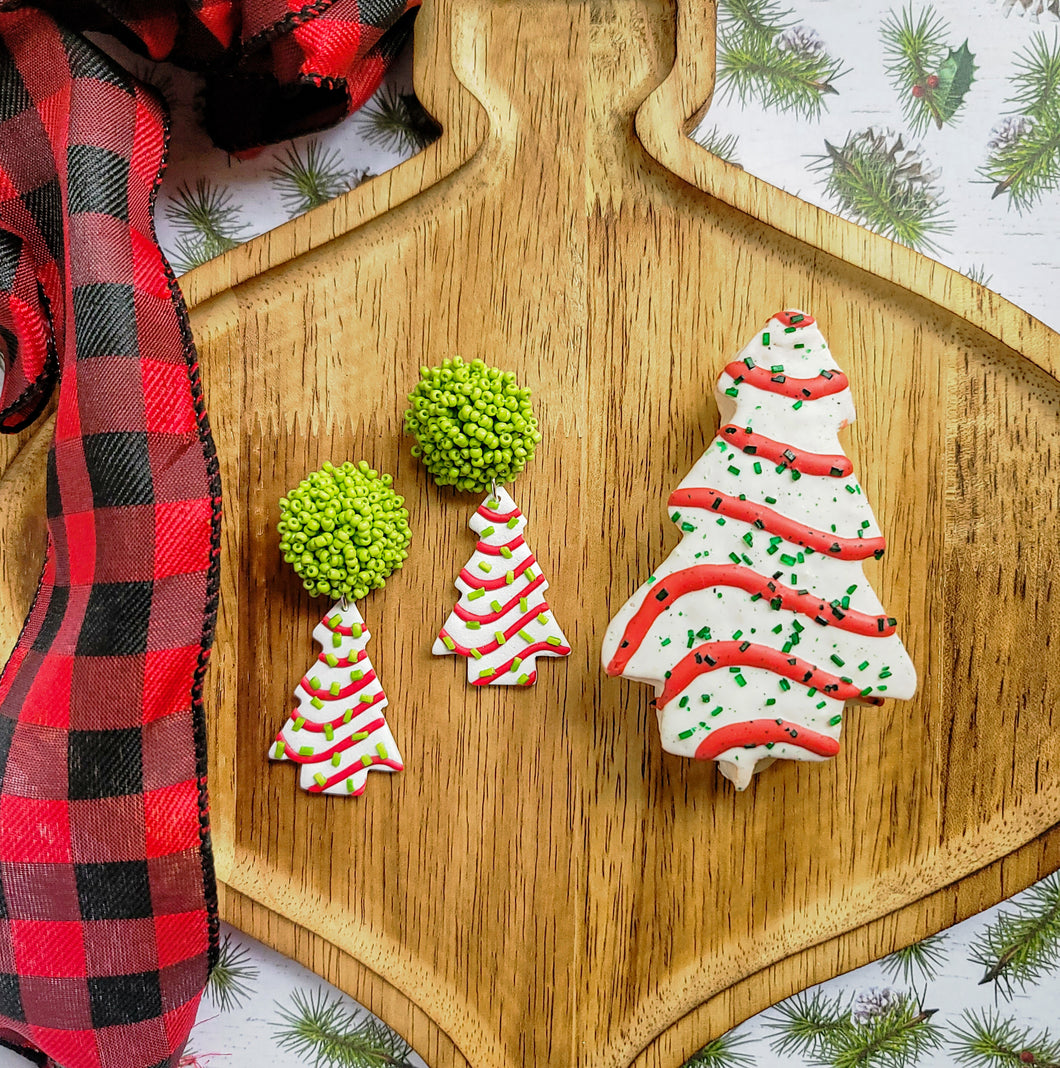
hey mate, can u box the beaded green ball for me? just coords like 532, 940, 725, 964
277, 460, 411, 601
403, 356, 542, 493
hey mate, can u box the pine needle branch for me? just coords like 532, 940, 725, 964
965, 263, 995, 286
980, 33, 1060, 210
810, 128, 952, 254
358, 86, 442, 155
690, 125, 742, 166
274, 988, 416, 1068
971, 872, 1060, 996
717, 0, 794, 44
269, 139, 356, 217
951, 1009, 1060, 1067
882, 933, 948, 986
164, 179, 249, 272
205, 933, 258, 1012
765, 990, 851, 1060
881, 6, 976, 134
682, 1029, 754, 1067
716, 20, 847, 118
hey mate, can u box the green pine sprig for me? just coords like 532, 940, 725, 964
971, 872, 1060, 996
810, 127, 953, 253
980, 33, 1060, 211
690, 125, 742, 166
269, 139, 358, 217
716, 0, 846, 118
882, 933, 948, 987
358, 86, 442, 155
274, 988, 416, 1068
881, 6, 977, 134
965, 263, 995, 286
682, 1029, 754, 1067
205, 933, 259, 1012
766, 989, 942, 1068
165, 179, 249, 273
951, 1009, 1060, 1067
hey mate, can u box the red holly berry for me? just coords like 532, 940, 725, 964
912, 84, 925, 97
1020, 1052, 1036, 1064
927, 74, 940, 88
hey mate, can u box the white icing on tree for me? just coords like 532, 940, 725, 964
602, 310, 916, 790
270, 601, 403, 796
434, 487, 570, 685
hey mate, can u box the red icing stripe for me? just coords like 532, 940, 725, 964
470, 643, 566, 685
669, 487, 886, 560
439, 604, 555, 657
695, 718, 839, 761
294, 684, 384, 720
316, 648, 368, 668
277, 716, 388, 763
657, 641, 881, 709
308, 756, 406, 793
454, 574, 547, 623
478, 505, 521, 523
719, 424, 853, 477
605, 563, 894, 676
460, 552, 537, 589
773, 310, 816, 328
723, 362, 849, 400
475, 535, 526, 556
323, 619, 371, 639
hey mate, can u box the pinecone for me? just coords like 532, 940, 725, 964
997, 0, 1060, 20
852, 987, 899, 1024
778, 24, 825, 56
988, 115, 1035, 151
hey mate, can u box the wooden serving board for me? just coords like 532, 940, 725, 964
3, 1, 1060, 1065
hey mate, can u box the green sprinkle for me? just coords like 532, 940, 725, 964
332, 632, 342, 648
860, 687, 873, 696
765, 698, 776, 706
679, 696, 690, 708
478, 561, 492, 573
346, 779, 355, 793
519, 597, 528, 612
518, 629, 533, 643
273, 741, 285, 757
479, 667, 495, 678
310, 697, 324, 710
471, 648, 483, 660
661, 637, 671, 646
734, 674, 747, 687
507, 517, 519, 529
829, 714, 842, 725
845, 485, 857, 494
361, 755, 372, 767
753, 461, 762, 474
846, 584, 858, 594
780, 553, 796, 566
350, 669, 364, 682
481, 525, 496, 537
500, 546, 513, 559
351, 731, 369, 741
743, 532, 754, 546
792, 400, 803, 410
728, 465, 741, 476
732, 630, 743, 639
729, 552, 741, 564
490, 599, 503, 612
299, 746, 314, 757
525, 567, 536, 581
314, 773, 328, 787
325, 653, 338, 667
678, 728, 695, 739
858, 660, 869, 671
495, 631, 506, 645
517, 674, 531, 685
772, 624, 783, 634
359, 692, 374, 703
468, 588, 486, 600
511, 656, 523, 670
293, 716, 306, 731
350, 622, 363, 639
725, 387, 739, 397
711, 706, 724, 716
682, 522, 695, 532
466, 620, 481, 630
762, 332, 770, 345
779, 678, 791, 691
376, 743, 388, 758
830, 654, 845, 667
324, 724, 335, 741
505, 570, 515, 584
716, 518, 726, 526
765, 496, 777, 505
671, 512, 681, 523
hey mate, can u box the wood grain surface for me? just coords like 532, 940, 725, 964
3, 1, 1060, 1065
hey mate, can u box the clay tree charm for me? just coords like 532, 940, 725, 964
405, 357, 570, 685
270, 460, 412, 795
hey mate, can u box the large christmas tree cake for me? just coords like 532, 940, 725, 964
601, 310, 917, 789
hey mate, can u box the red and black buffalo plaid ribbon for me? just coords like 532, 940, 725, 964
0, 2, 416, 1065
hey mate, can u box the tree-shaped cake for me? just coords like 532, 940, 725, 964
433, 486, 570, 685
405, 355, 571, 686
601, 310, 916, 789
270, 460, 411, 796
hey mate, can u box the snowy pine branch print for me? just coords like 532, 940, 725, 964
980, 32, 1060, 210
951, 1009, 1060, 1067
269, 140, 359, 217
205, 933, 259, 1012
716, 0, 847, 117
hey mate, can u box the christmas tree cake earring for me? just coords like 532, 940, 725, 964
601, 310, 917, 790
269, 461, 412, 795
405, 357, 571, 685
